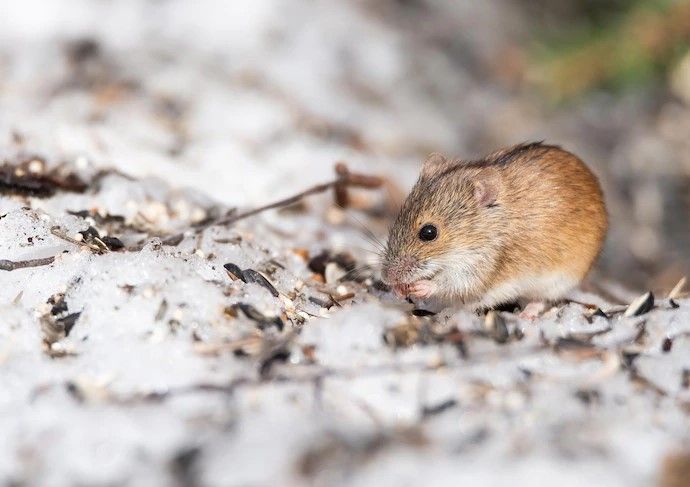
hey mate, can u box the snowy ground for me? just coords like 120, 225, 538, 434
1, 1, 690, 486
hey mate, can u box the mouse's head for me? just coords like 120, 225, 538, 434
382, 153, 504, 300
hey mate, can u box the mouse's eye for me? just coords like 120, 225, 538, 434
418, 224, 438, 242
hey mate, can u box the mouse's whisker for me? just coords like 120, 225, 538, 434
335, 207, 388, 253
338, 264, 375, 282
347, 244, 384, 258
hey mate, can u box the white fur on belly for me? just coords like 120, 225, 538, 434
476, 272, 579, 308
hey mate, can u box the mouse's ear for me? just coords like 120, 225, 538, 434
472, 169, 501, 207
421, 153, 451, 179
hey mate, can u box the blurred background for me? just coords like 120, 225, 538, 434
1, 0, 689, 291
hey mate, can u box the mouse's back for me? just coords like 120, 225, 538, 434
494, 143, 608, 284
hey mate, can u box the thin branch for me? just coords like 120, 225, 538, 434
216, 181, 336, 227
0, 256, 55, 271
193, 163, 384, 233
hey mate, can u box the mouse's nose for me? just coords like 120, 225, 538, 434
382, 255, 417, 285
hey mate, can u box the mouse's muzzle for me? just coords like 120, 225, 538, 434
382, 255, 441, 299
381, 255, 419, 288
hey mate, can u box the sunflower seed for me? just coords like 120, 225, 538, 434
235, 303, 284, 331
242, 269, 279, 297
484, 310, 509, 344
624, 291, 654, 317
668, 276, 686, 299
223, 263, 245, 282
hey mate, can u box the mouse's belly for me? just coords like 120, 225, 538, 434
475, 271, 580, 308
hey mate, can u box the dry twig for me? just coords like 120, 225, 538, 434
196, 162, 383, 232
0, 256, 55, 271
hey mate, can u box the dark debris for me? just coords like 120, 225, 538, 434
0, 160, 88, 197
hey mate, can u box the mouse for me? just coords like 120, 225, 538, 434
381, 142, 608, 318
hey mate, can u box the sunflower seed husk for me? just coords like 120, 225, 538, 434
484, 310, 509, 344
242, 269, 279, 297
624, 291, 654, 317
668, 277, 687, 300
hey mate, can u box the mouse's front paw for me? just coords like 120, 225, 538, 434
407, 280, 438, 299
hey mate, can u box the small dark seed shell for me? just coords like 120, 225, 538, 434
235, 303, 284, 331
624, 291, 654, 317
79, 226, 100, 241
591, 308, 609, 319
101, 235, 124, 251
242, 269, 279, 297
223, 263, 246, 282
57, 312, 81, 337
485, 310, 509, 344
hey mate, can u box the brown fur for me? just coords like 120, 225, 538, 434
382, 142, 608, 305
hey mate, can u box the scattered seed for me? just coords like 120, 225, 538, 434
484, 310, 509, 344
325, 293, 343, 308
223, 263, 245, 282
40, 293, 82, 352
421, 398, 458, 418
259, 348, 291, 378
590, 307, 609, 319
223, 264, 280, 297
308, 296, 333, 309
101, 235, 124, 251
668, 276, 687, 299
308, 251, 330, 275
162, 233, 185, 246
235, 303, 284, 331
242, 269, 279, 297
79, 226, 100, 241
155, 299, 168, 322
331, 291, 354, 303
48, 293, 68, 316
58, 313, 81, 337
624, 291, 654, 317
